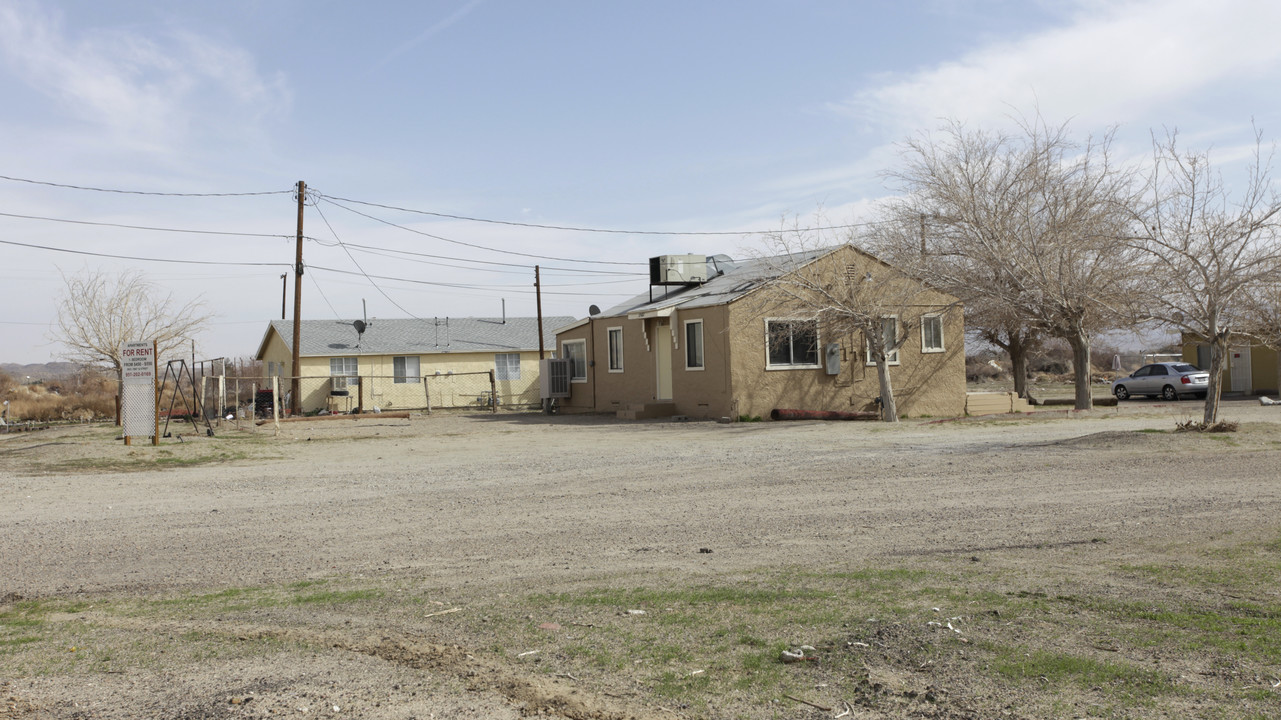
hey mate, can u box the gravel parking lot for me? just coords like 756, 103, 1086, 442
3, 398, 1280, 718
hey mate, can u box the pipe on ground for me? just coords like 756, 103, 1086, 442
770, 408, 879, 421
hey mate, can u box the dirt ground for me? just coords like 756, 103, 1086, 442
2, 398, 1280, 718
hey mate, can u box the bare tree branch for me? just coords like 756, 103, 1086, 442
52, 268, 211, 393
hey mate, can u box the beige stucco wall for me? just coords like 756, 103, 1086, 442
1182, 340, 1280, 395
555, 246, 966, 420
555, 309, 736, 419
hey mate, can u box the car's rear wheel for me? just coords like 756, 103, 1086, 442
1114, 385, 1129, 401
1162, 385, 1179, 401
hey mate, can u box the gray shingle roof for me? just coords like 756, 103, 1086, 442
260, 316, 575, 358
598, 249, 832, 318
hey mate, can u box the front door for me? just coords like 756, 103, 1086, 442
655, 320, 672, 401
1230, 347, 1252, 393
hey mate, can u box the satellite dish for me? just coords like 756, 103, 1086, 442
353, 319, 366, 334
588, 304, 601, 316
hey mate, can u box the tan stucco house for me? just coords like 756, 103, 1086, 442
255, 316, 573, 412
552, 246, 965, 420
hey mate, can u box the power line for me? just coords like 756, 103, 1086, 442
317, 239, 646, 276
0, 174, 291, 197
317, 191, 879, 236
0, 210, 296, 239
308, 265, 632, 297
0, 238, 294, 268
313, 201, 425, 320
318, 197, 647, 266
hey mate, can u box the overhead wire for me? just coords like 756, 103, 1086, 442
0, 237, 293, 268
307, 265, 633, 297
0, 210, 296, 239
312, 200, 425, 320
0, 174, 292, 197
318, 196, 648, 266
317, 192, 879, 236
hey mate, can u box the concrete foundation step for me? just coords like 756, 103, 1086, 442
617, 402, 677, 420
966, 391, 1032, 416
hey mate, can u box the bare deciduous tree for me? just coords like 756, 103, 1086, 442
879, 116, 1140, 409
1130, 131, 1281, 422
752, 221, 956, 422
53, 269, 211, 395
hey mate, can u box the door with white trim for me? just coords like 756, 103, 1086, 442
1230, 347, 1252, 393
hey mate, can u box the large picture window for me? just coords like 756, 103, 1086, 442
393, 356, 420, 384
607, 327, 624, 372
685, 320, 704, 370
495, 353, 521, 381
765, 319, 819, 368
329, 357, 358, 390
562, 339, 587, 382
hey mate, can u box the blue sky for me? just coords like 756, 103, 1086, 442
2, 0, 1279, 364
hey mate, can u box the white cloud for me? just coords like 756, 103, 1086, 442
847, 0, 1281, 134
0, 1, 289, 156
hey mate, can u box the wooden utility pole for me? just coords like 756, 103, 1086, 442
534, 265, 545, 359
291, 181, 305, 415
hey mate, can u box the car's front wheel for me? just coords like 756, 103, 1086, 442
1114, 385, 1130, 401
1162, 385, 1179, 401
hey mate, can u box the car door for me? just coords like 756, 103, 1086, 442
1143, 364, 1169, 395
1127, 365, 1152, 393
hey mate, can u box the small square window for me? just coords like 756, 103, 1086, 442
330, 357, 358, 390
495, 353, 521, 381
393, 356, 421, 383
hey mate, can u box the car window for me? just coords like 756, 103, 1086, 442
1150, 365, 1168, 375
1172, 364, 1198, 373
1132, 366, 1151, 377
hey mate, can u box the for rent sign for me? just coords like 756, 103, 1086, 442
121, 341, 157, 444
122, 342, 156, 384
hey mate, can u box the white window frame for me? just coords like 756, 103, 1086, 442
562, 339, 588, 383
920, 313, 945, 354
865, 316, 901, 366
607, 327, 624, 373
330, 357, 358, 390
684, 319, 705, 370
393, 356, 421, 384
764, 318, 820, 370
495, 353, 521, 381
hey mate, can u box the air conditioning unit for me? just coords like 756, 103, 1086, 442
539, 358, 571, 399
649, 255, 708, 285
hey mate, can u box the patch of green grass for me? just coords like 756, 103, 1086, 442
992, 645, 1174, 695
291, 589, 383, 605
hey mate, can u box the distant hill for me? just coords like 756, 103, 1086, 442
0, 362, 83, 380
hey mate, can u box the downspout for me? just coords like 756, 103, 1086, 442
589, 316, 597, 411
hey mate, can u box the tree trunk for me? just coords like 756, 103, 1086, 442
1008, 335, 1031, 399
1202, 338, 1227, 424
876, 359, 899, 422
115, 367, 124, 427
1067, 332, 1093, 410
